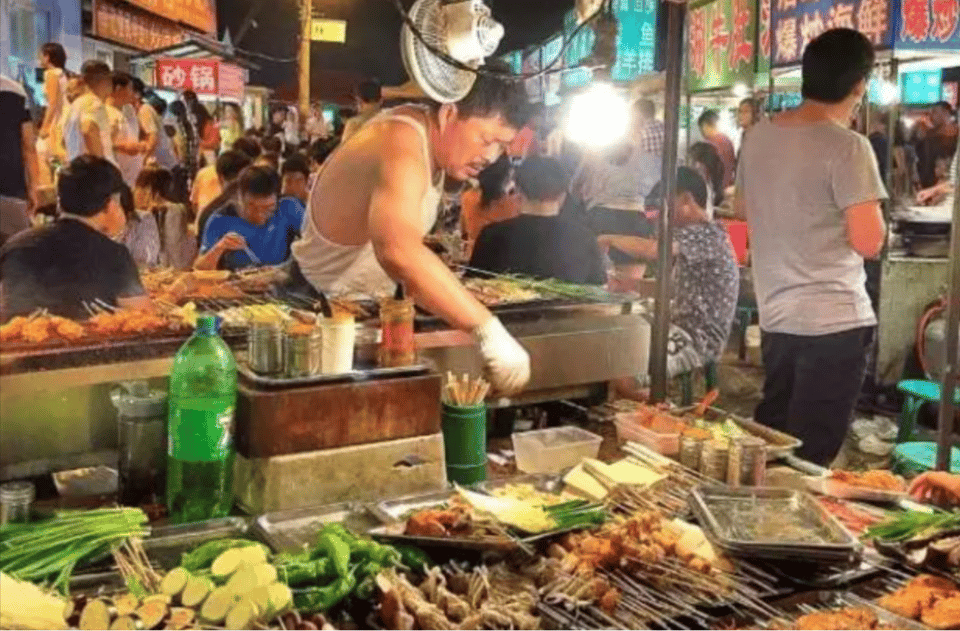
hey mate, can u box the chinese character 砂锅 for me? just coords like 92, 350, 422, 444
190, 63, 216, 93
161, 64, 186, 89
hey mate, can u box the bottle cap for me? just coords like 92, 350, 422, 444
196, 315, 220, 334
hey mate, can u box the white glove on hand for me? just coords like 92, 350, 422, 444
474, 316, 531, 395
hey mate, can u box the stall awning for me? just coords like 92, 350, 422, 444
130, 36, 259, 71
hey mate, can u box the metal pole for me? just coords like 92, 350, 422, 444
650, 0, 686, 402
885, 58, 899, 204
936, 155, 960, 471
685, 92, 691, 153
298, 0, 311, 119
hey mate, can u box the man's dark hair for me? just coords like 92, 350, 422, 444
515, 155, 568, 202
112, 71, 134, 90
262, 136, 283, 154
238, 165, 280, 198
131, 77, 146, 96
150, 95, 168, 117
81, 60, 112, 86
58, 156, 124, 217
688, 142, 725, 204
454, 61, 531, 130
118, 183, 135, 221
135, 166, 175, 201
232, 136, 262, 159
801, 28, 874, 104
478, 154, 513, 208
698, 109, 719, 130
259, 152, 280, 170
357, 79, 382, 104
183, 90, 198, 104
635, 99, 656, 119
647, 166, 709, 211
309, 138, 337, 166
41, 43, 66, 69
281, 154, 310, 178
216, 150, 253, 182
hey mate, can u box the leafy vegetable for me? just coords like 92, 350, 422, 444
864, 509, 960, 542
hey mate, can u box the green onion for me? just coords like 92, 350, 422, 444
863, 509, 960, 542
0, 507, 148, 593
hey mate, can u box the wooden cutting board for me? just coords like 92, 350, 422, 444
235, 373, 441, 458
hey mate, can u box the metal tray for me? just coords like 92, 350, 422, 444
690, 486, 863, 561
254, 502, 385, 552
236, 355, 431, 388
69, 517, 257, 593
748, 590, 930, 630
677, 406, 802, 460
804, 474, 908, 504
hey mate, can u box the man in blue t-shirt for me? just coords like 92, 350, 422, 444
196, 165, 305, 271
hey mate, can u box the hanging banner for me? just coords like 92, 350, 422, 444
688, 0, 757, 92
94, 0, 185, 52
757, 0, 772, 77
771, 0, 893, 68
897, 0, 960, 50
564, 9, 595, 88
610, 0, 659, 81
156, 59, 246, 99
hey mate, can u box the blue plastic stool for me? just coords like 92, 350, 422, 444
896, 380, 960, 443
893, 442, 960, 476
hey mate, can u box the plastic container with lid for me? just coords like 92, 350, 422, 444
111, 380, 168, 506
512, 426, 602, 474
614, 410, 684, 456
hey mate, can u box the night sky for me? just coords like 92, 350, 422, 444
217, 0, 573, 101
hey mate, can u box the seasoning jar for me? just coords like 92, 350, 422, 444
699, 440, 729, 482
727, 437, 767, 487
0, 481, 35, 525
248, 321, 283, 375
379, 298, 416, 367
679, 434, 705, 471
320, 315, 356, 374
354, 324, 381, 367
111, 381, 168, 506
283, 329, 321, 377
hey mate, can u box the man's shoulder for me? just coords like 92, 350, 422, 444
0, 76, 26, 98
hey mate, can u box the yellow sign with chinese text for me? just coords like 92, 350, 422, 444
311, 19, 347, 43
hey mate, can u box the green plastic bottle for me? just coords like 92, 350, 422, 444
166, 315, 237, 523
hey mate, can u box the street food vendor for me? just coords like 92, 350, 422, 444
0, 156, 150, 319
290, 67, 532, 393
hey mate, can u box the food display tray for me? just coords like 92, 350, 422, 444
690, 486, 863, 564
367, 475, 589, 552
677, 406, 802, 461
734, 590, 930, 630
253, 502, 385, 552
236, 355, 431, 389
69, 517, 258, 593
804, 475, 908, 504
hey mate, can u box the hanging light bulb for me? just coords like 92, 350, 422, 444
563, 82, 630, 148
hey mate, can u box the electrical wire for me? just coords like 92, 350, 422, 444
388, 0, 607, 80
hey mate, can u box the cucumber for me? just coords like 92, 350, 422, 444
238, 545, 268, 566
181, 575, 213, 608
252, 563, 278, 588
266, 582, 293, 618
211, 548, 247, 581
248, 585, 271, 620
225, 564, 258, 596
224, 597, 258, 630
160, 568, 191, 598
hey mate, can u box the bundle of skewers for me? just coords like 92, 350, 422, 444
443, 372, 490, 406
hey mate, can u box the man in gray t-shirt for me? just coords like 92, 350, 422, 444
735, 29, 888, 466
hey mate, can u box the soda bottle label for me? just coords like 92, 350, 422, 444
168, 406, 234, 462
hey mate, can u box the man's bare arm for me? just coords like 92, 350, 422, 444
20, 121, 40, 214
81, 118, 105, 158
137, 107, 159, 156
845, 200, 886, 259
369, 126, 490, 332
598, 235, 675, 261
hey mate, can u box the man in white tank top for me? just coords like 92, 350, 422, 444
292, 68, 532, 394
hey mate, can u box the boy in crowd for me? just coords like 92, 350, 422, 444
0, 156, 149, 318
196, 165, 304, 271
280, 154, 311, 206
736, 29, 887, 466
599, 167, 739, 382
469, 155, 605, 285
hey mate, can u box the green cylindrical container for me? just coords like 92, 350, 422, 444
441, 403, 487, 485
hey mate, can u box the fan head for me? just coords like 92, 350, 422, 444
401, 0, 505, 103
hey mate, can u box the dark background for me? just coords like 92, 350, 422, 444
216, 0, 573, 101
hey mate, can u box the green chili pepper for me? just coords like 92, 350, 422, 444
317, 532, 351, 578
276, 558, 335, 586
394, 545, 430, 572
292, 574, 357, 613
354, 574, 376, 600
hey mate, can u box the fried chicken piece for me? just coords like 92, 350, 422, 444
0, 316, 27, 342
653, 529, 679, 555
20, 317, 51, 343
49, 316, 85, 341
834, 607, 877, 629
687, 556, 712, 574
878, 588, 936, 620
921, 595, 960, 630
794, 612, 862, 630
909, 574, 959, 594
599, 587, 621, 614
406, 511, 450, 537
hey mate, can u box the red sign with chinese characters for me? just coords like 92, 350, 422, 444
688, 0, 756, 92
156, 59, 246, 99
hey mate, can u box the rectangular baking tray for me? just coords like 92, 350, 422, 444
690, 486, 863, 561
254, 502, 385, 553
804, 475, 908, 504
367, 476, 592, 551
69, 517, 257, 593
742, 590, 930, 630
236, 354, 431, 388
677, 406, 802, 461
